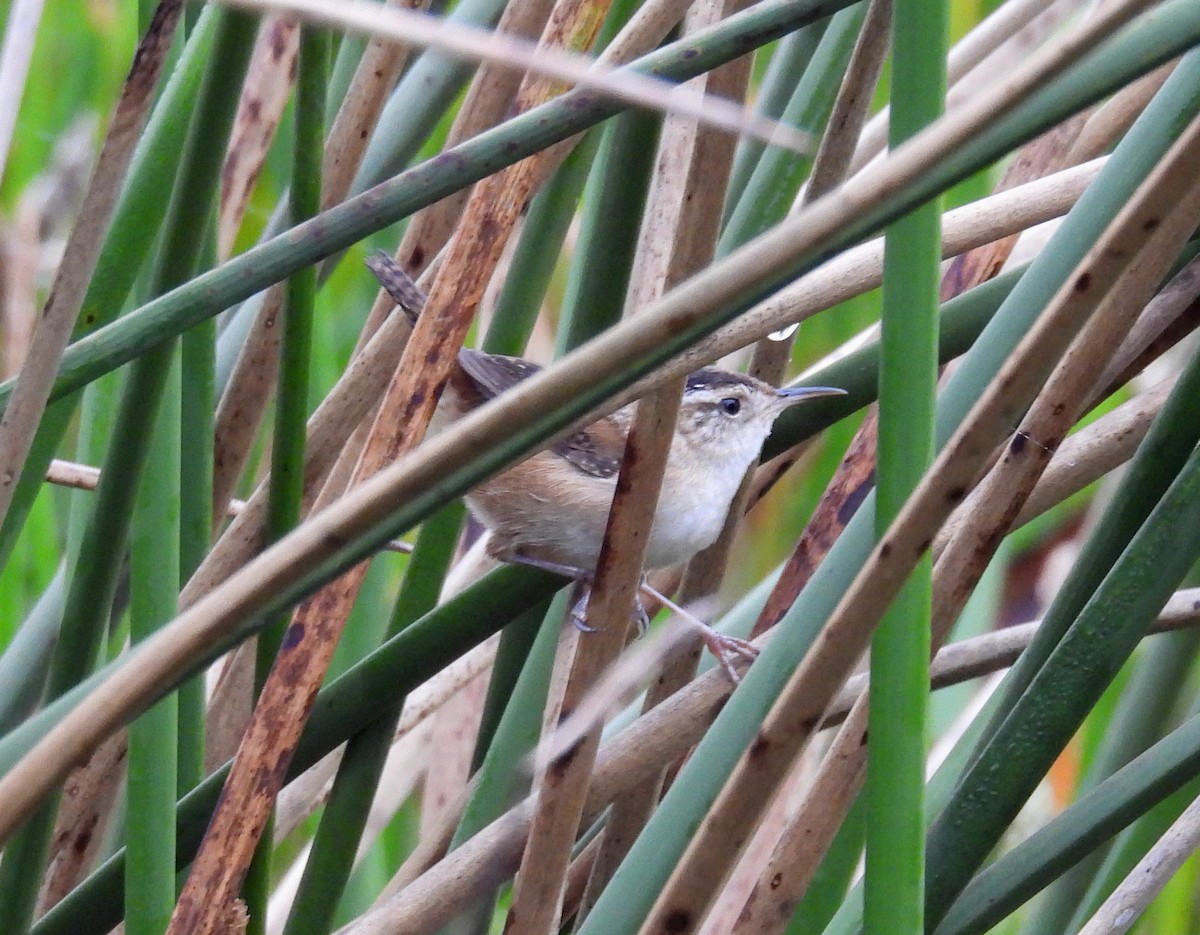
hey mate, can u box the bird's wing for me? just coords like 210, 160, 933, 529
457, 348, 623, 479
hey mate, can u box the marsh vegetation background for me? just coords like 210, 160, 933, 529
1, 1, 1199, 934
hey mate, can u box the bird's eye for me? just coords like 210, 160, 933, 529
720, 397, 741, 415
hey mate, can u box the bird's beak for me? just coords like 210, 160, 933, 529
774, 385, 848, 407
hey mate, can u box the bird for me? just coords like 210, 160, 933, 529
367, 252, 846, 676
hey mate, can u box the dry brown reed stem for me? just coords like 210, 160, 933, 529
34, 730, 126, 917
1067, 60, 1174, 166
578, 1, 751, 912
211, 284, 286, 516
1, 190, 41, 378
506, 389, 683, 935
214, 0, 438, 519
218, 16, 299, 259
729, 716, 864, 935
1094, 254, 1200, 389
1027, 379, 1174, 511
562, 835, 603, 929
174, 365, 394, 932
799, 0, 891, 209
418, 669, 487, 847
0, 0, 183, 532
638, 93, 1196, 935
212, 0, 423, 517
203, 640, 256, 777
747, 411, 880, 636
342, 584, 1200, 935
939, 374, 1174, 559
207, 406, 383, 773
505, 21, 742, 906
398, 0, 556, 844
322, 0, 428, 210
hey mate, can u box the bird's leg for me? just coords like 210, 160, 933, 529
499, 551, 591, 582
639, 581, 758, 682
494, 552, 602, 632
496, 552, 652, 635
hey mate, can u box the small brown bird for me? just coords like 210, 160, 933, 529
368, 254, 845, 674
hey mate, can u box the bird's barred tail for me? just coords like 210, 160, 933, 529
365, 251, 426, 327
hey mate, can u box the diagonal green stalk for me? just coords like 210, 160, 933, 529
865, 0, 945, 931
1021, 624, 1200, 933
936, 663, 1200, 935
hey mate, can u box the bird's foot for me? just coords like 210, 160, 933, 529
639, 581, 758, 683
